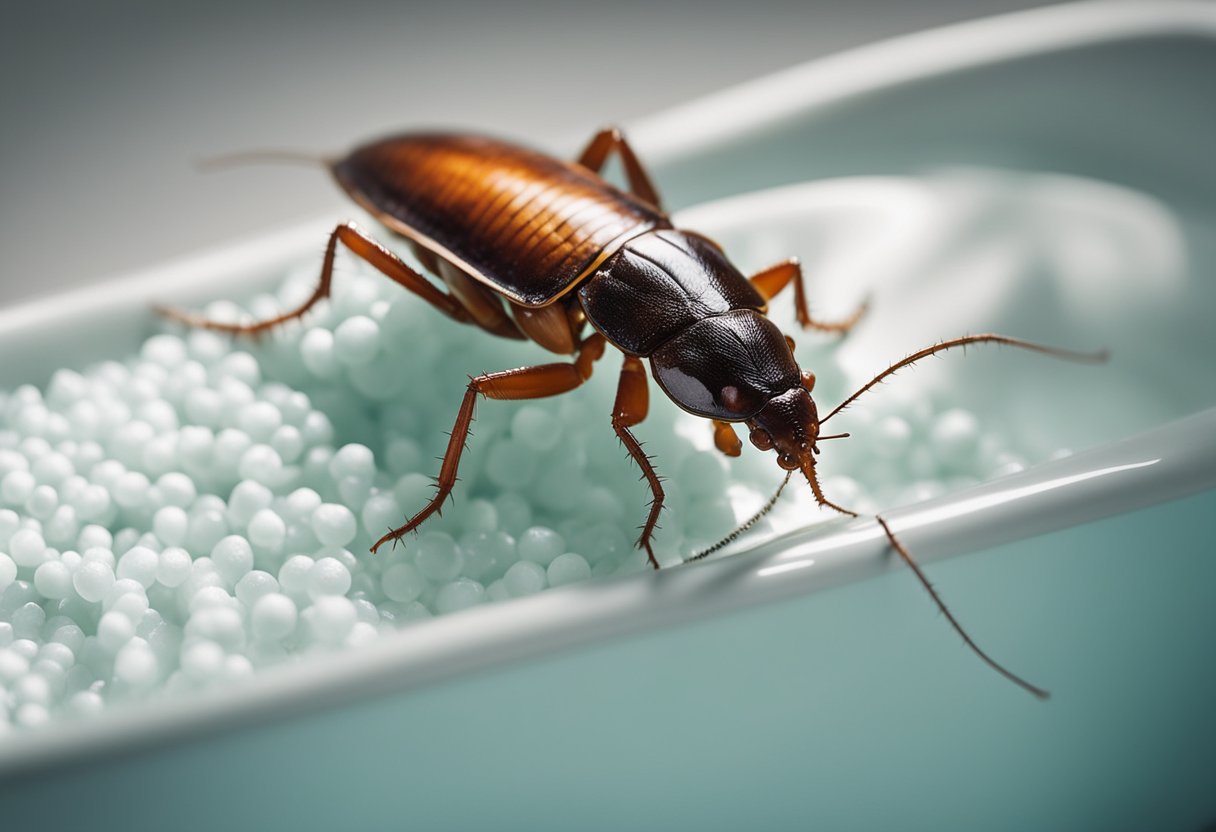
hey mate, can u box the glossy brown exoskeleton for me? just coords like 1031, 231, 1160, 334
166, 128, 1104, 698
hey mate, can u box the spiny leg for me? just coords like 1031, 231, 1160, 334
157, 221, 471, 336
371, 334, 607, 554
575, 127, 664, 210
611, 355, 665, 569
749, 258, 867, 334
711, 420, 743, 457
824, 333, 1108, 423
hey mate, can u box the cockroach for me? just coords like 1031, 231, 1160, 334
163, 128, 1106, 698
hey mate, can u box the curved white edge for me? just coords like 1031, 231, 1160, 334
631, 1, 1216, 162
2, 407, 1213, 779
2, 0, 1216, 779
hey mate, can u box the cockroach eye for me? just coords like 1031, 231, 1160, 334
749, 428, 773, 450
720, 385, 744, 413
777, 452, 798, 470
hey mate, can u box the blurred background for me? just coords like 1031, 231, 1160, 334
0, 0, 1071, 307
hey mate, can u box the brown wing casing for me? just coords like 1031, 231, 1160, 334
331, 133, 671, 307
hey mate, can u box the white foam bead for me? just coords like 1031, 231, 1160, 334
344, 622, 379, 649
49, 623, 85, 653
224, 655, 254, 680
137, 400, 179, 433
216, 352, 261, 388
213, 429, 253, 475
307, 557, 352, 599
44, 505, 79, 547
15, 704, 50, 728
187, 510, 229, 555
31, 453, 74, 487
8, 527, 45, 569
73, 484, 112, 522
503, 560, 547, 597
282, 487, 322, 521
268, 426, 304, 464
234, 571, 279, 608
141, 334, 189, 369
277, 555, 315, 599
76, 525, 112, 553
0, 553, 17, 591
112, 471, 152, 510
312, 503, 357, 548
300, 328, 339, 379
73, 559, 115, 603
180, 640, 226, 682
117, 546, 160, 588
381, 563, 425, 604
112, 529, 144, 558
110, 422, 155, 467
68, 690, 105, 717
238, 401, 280, 439
0, 649, 30, 684
39, 642, 75, 669
185, 606, 244, 650
250, 593, 297, 642
547, 553, 591, 587
113, 638, 158, 688
188, 586, 237, 614
434, 578, 486, 614
11, 602, 46, 640
156, 473, 197, 509
152, 506, 189, 547
156, 547, 192, 588
360, 493, 400, 539
929, 408, 981, 469
299, 412, 333, 447
210, 536, 254, 585
13, 673, 51, 706
330, 444, 375, 482
1, 471, 35, 503
333, 316, 381, 366
305, 596, 356, 644
247, 509, 286, 551
142, 435, 179, 476
33, 560, 73, 600
0, 508, 21, 545
239, 444, 284, 486
96, 611, 136, 653
227, 481, 274, 529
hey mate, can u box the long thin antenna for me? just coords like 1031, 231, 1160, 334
195, 149, 334, 172
875, 516, 1050, 699
686, 471, 793, 563
824, 334, 1108, 424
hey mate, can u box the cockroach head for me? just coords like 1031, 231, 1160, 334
746, 386, 820, 472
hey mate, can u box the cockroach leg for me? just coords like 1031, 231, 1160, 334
610, 355, 665, 569
874, 516, 1050, 700
372, 334, 607, 554
157, 221, 472, 335
748, 259, 868, 335
575, 127, 664, 210
711, 420, 743, 457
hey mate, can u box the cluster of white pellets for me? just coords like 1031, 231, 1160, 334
0, 250, 1041, 732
